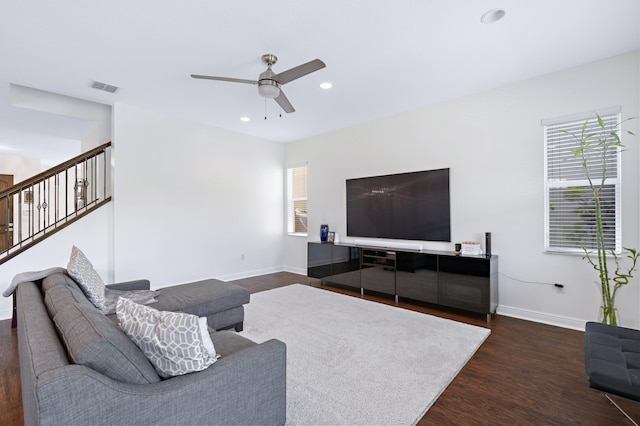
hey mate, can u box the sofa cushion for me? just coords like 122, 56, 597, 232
66, 246, 107, 311
153, 278, 250, 317
42, 272, 91, 317
50, 289, 161, 384
117, 297, 219, 378
209, 329, 257, 357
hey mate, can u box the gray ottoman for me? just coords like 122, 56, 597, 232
584, 321, 640, 401
152, 278, 250, 331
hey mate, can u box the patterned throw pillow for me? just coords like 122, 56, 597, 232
67, 246, 106, 310
116, 297, 219, 378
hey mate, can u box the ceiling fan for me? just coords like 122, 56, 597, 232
191, 54, 326, 113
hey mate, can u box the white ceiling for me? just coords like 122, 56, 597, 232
1, 0, 638, 162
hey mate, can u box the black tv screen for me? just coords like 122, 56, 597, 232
346, 168, 451, 242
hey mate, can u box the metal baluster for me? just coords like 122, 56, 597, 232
54, 171, 59, 226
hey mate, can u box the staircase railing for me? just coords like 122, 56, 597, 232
0, 142, 112, 265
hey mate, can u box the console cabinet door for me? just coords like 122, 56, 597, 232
438, 256, 490, 314
395, 252, 438, 303
331, 246, 362, 289
360, 266, 395, 294
307, 243, 333, 279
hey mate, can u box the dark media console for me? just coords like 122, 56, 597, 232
307, 241, 498, 321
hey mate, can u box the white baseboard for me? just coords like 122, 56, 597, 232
497, 305, 586, 331
217, 266, 285, 282
283, 265, 307, 276
217, 266, 307, 282
0, 308, 12, 322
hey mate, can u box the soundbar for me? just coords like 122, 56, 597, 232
353, 239, 423, 251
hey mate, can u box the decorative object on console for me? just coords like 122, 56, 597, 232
461, 241, 482, 255
485, 232, 491, 257
320, 224, 329, 242
327, 231, 335, 243
455, 243, 462, 254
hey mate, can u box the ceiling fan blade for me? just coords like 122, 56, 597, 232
273, 59, 326, 85
190, 74, 258, 85
274, 90, 295, 113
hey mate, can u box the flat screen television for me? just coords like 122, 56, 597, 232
346, 168, 451, 242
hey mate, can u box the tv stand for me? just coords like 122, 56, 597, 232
307, 242, 498, 321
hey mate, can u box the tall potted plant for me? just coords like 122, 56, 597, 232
563, 114, 638, 326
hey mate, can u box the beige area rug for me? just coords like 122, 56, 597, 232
240, 284, 490, 425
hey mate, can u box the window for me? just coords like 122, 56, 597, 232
287, 164, 308, 235
544, 110, 621, 253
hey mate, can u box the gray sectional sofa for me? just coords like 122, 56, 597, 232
16, 272, 287, 425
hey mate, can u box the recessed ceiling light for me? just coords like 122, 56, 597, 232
481, 9, 506, 24
320, 82, 332, 89
240, 117, 250, 122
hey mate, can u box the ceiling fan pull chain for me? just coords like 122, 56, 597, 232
264, 97, 267, 120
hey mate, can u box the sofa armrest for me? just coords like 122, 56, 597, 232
33, 338, 287, 425
106, 279, 151, 291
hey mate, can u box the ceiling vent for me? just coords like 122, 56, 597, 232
90, 80, 120, 93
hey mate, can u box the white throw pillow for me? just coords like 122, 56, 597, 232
67, 245, 106, 310
198, 317, 217, 358
116, 297, 219, 378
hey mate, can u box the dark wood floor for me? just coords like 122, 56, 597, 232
2, 271, 639, 425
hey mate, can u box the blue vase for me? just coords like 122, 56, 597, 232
320, 224, 329, 242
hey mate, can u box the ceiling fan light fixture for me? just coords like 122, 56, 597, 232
258, 81, 280, 98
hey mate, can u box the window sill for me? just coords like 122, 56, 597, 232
544, 250, 584, 257
288, 232, 308, 237
545, 249, 623, 257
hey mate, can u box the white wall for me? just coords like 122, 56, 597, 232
112, 103, 285, 287
284, 50, 640, 329
11, 83, 112, 148
0, 155, 41, 182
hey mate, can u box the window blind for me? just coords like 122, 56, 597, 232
544, 112, 621, 253
287, 165, 308, 235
